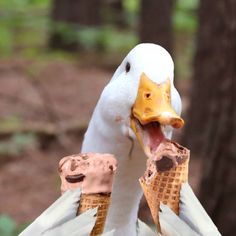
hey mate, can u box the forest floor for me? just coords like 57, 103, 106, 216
0, 58, 202, 226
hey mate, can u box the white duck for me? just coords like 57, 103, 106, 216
20, 43, 221, 236
81, 43, 184, 236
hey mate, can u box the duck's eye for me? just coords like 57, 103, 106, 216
125, 62, 131, 73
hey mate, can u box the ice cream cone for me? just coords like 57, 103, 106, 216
78, 193, 111, 236
58, 153, 117, 236
139, 140, 189, 233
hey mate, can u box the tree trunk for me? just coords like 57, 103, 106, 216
182, 0, 236, 235
139, 0, 174, 53
49, 0, 101, 51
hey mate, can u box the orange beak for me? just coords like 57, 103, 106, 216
132, 73, 184, 128
130, 73, 184, 156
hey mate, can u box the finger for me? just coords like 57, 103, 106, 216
179, 183, 221, 235
38, 188, 81, 229
159, 203, 199, 236
43, 208, 97, 236
137, 219, 157, 236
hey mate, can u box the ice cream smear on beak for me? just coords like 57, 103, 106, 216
130, 73, 184, 158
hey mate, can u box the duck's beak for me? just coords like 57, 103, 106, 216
130, 73, 184, 158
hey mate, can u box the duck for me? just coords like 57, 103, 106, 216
81, 43, 184, 236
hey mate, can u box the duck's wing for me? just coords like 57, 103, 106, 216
137, 219, 157, 236
137, 207, 200, 236
179, 183, 221, 236
159, 203, 199, 236
159, 183, 222, 236
44, 208, 97, 236
101, 229, 116, 236
19, 189, 98, 236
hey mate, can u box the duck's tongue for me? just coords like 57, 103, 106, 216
142, 122, 165, 154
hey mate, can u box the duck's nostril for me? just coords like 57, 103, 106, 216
145, 93, 151, 99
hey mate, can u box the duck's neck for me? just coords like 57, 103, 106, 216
81, 110, 146, 236
105, 148, 146, 235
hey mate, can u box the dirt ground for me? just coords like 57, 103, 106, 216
0, 59, 202, 226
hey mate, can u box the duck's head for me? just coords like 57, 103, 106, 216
99, 43, 184, 158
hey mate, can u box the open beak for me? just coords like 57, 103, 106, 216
130, 73, 184, 158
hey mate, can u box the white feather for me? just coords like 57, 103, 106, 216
179, 183, 221, 236
159, 203, 199, 236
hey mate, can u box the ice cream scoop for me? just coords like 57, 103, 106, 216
59, 153, 117, 194
59, 153, 117, 236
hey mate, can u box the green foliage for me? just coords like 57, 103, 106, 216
0, 27, 13, 55
176, 0, 199, 11
51, 22, 79, 45
0, 215, 28, 236
0, 215, 16, 236
98, 27, 138, 52
174, 0, 199, 32
0, 0, 140, 57
0, 0, 51, 56
0, 116, 37, 157
0, 0, 198, 59
123, 0, 140, 13
0, 133, 37, 156
0, 116, 23, 131
78, 26, 138, 52
0, 0, 50, 10
122, 0, 140, 28
77, 27, 101, 50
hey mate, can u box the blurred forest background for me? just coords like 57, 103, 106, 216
0, 0, 235, 235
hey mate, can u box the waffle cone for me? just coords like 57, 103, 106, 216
77, 193, 111, 236
139, 158, 189, 233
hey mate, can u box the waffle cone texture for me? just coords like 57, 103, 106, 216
77, 193, 111, 236
139, 157, 189, 232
